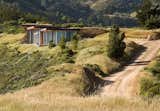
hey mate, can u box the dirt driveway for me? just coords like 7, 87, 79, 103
101, 40, 160, 97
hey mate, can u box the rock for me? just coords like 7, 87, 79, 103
148, 32, 160, 41
82, 65, 108, 95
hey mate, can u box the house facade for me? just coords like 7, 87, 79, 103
23, 24, 80, 46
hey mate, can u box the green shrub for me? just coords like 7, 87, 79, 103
141, 57, 160, 98
52, 47, 75, 64
70, 34, 80, 50
144, 16, 160, 29
58, 36, 66, 49
146, 59, 160, 79
140, 78, 160, 98
61, 47, 75, 63
1, 21, 25, 34
49, 40, 56, 49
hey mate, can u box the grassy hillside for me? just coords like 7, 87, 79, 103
0, 28, 159, 110
0, 28, 149, 94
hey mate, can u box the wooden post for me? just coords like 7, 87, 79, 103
40, 31, 43, 46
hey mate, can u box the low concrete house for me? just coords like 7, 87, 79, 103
23, 24, 80, 46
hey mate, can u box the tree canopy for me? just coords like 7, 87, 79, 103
137, 0, 160, 29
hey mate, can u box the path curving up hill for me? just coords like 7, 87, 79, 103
101, 39, 160, 97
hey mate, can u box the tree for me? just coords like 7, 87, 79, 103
70, 34, 80, 50
58, 36, 66, 49
137, 0, 160, 29
107, 25, 126, 59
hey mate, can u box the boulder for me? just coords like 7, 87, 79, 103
148, 32, 160, 41
81, 65, 111, 95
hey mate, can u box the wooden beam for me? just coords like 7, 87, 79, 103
40, 28, 47, 32
27, 26, 35, 30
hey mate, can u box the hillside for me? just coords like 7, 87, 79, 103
0, 0, 142, 27
82, 0, 141, 13
0, 29, 143, 94
0, 28, 160, 110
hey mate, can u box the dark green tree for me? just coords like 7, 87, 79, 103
107, 25, 126, 59
137, 0, 160, 29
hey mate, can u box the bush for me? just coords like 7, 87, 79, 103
70, 34, 80, 50
141, 57, 160, 98
140, 78, 160, 98
61, 47, 75, 63
49, 40, 56, 49
54, 47, 75, 64
1, 21, 25, 34
146, 59, 160, 79
58, 36, 66, 49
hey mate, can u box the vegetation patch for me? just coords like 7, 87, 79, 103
0, 45, 50, 94
141, 57, 160, 98
0, 43, 76, 94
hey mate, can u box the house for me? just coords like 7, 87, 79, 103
22, 24, 80, 46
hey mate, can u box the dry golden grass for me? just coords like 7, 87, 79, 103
78, 33, 108, 50
121, 28, 160, 39
0, 33, 24, 44
76, 53, 120, 73
0, 75, 160, 111
76, 33, 120, 73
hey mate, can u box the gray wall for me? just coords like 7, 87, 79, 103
27, 29, 77, 46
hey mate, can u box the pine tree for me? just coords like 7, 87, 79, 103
107, 25, 126, 59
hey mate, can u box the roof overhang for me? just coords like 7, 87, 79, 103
22, 23, 81, 31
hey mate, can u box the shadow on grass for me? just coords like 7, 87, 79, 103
109, 45, 147, 75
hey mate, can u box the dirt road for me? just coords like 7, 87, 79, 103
101, 40, 160, 97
